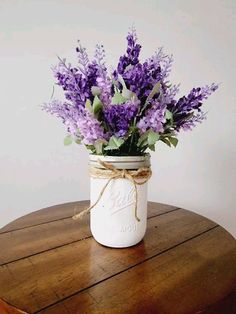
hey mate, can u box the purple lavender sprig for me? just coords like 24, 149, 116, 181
43, 100, 107, 145
168, 83, 218, 131
43, 28, 218, 155
104, 99, 140, 137
76, 41, 89, 76
116, 27, 141, 75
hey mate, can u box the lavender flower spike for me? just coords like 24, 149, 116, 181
137, 100, 166, 134
43, 100, 107, 145
76, 41, 89, 76
43, 28, 219, 154
104, 99, 140, 137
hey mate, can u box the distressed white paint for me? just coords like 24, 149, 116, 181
90, 156, 149, 248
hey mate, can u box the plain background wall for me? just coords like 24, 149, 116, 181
0, 0, 235, 236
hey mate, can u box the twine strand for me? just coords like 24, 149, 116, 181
73, 159, 152, 221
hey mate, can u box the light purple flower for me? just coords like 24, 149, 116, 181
76, 41, 89, 76
137, 100, 166, 133
94, 44, 112, 105
43, 100, 107, 145
180, 112, 207, 131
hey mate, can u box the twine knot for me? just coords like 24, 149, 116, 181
121, 169, 126, 178
73, 159, 152, 222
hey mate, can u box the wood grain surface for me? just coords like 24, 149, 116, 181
0, 201, 235, 314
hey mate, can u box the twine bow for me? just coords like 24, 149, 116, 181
72, 159, 152, 222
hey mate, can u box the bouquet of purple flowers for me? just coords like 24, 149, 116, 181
43, 28, 218, 156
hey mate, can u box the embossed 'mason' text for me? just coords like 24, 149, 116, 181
120, 223, 137, 232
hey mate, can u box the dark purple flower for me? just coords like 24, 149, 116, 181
172, 83, 218, 114
118, 62, 161, 101
53, 56, 102, 108
116, 28, 141, 75
114, 45, 173, 104
104, 100, 139, 137
168, 83, 218, 130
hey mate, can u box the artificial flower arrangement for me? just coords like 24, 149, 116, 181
43, 28, 218, 156
43, 28, 218, 248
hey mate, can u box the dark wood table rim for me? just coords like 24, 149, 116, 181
0, 200, 235, 314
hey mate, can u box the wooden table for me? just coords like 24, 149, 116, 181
0, 201, 235, 314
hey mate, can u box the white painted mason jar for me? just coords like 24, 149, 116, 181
89, 154, 151, 248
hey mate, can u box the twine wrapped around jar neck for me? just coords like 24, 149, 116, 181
73, 159, 152, 222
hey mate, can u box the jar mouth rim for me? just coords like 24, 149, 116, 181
89, 153, 150, 160
89, 154, 151, 169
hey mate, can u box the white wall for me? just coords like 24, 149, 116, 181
0, 0, 235, 237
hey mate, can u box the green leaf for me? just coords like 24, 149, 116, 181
94, 139, 107, 154
169, 137, 178, 147
149, 144, 156, 151
85, 99, 92, 112
122, 88, 134, 100
104, 136, 124, 150
75, 138, 82, 145
64, 135, 73, 146
92, 95, 103, 116
137, 131, 149, 147
138, 130, 159, 149
147, 82, 161, 101
111, 91, 127, 105
139, 82, 161, 116
86, 145, 96, 153
165, 109, 173, 120
148, 130, 160, 146
161, 132, 175, 137
161, 138, 171, 147
129, 125, 136, 132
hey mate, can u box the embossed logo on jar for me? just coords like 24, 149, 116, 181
108, 185, 135, 215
